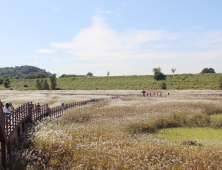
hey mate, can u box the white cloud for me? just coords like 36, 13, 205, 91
95, 9, 112, 14
51, 13, 178, 63
121, 3, 128, 7
49, 11, 222, 75
36, 49, 55, 54
190, 31, 222, 48
52, 7, 61, 12
27, 55, 39, 58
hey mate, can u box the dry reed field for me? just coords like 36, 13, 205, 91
1, 90, 222, 169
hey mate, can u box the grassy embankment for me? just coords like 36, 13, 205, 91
1, 73, 222, 90
10, 95, 222, 169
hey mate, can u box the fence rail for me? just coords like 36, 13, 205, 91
0, 96, 119, 169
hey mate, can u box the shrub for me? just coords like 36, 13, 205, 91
152, 67, 166, 80
201, 68, 216, 73
3, 78, 10, 88
161, 82, 167, 89
50, 74, 57, 90
86, 72, 93, 77
0, 78, 3, 85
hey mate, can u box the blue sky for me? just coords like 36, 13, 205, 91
0, 0, 222, 76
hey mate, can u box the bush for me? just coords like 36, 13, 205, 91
161, 82, 167, 89
50, 74, 57, 90
201, 68, 216, 73
35, 79, 50, 90
23, 73, 47, 79
152, 67, 166, 80
43, 79, 49, 90
0, 78, 3, 85
3, 78, 10, 88
24, 84, 28, 87
86, 72, 93, 77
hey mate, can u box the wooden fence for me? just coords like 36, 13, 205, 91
0, 96, 119, 169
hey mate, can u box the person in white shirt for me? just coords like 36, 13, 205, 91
5, 103, 11, 116
8, 102, 14, 111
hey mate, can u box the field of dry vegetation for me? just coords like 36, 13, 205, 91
1, 90, 222, 169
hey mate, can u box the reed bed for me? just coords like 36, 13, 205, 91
3, 91, 222, 169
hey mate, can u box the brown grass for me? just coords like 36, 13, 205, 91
6, 91, 222, 169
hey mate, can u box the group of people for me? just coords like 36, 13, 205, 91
29, 102, 41, 110
1, 102, 42, 116
1, 102, 14, 116
61, 103, 68, 110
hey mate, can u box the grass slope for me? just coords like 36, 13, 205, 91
1, 73, 222, 90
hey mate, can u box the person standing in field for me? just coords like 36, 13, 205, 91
9, 102, 14, 111
5, 103, 11, 116
30, 102, 34, 109
36, 103, 40, 110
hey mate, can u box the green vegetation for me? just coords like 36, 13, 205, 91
152, 67, 166, 80
23, 73, 47, 79
156, 127, 222, 148
59, 74, 86, 78
1, 73, 222, 90
201, 67, 216, 73
86, 72, 93, 77
0, 65, 51, 77
171, 68, 176, 74
10, 95, 222, 169
49, 74, 57, 90
127, 112, 222, 134
218, 77, 222, 90
35, 79, 50, 90
107, 71, 110, 76
2, 76, 11, 88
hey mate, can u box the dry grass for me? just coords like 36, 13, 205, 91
2, 90, 222, 169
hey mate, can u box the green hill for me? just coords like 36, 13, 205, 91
0, 65, 51, 77
1, 73, 222, 90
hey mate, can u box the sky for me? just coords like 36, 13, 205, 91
0, 0, 222, 76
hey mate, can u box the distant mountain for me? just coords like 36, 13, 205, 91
0, 65, 51, 77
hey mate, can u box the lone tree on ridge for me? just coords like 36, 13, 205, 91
171, 68, 176, 74
201, 68, 216, 73
86, 72, 93, 77
152, 67, 166, 81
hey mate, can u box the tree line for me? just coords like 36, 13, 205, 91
35, 74, 57, 90
0, 65, 51, 77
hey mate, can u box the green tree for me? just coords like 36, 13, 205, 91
43, 79, 49, 90
152, 67, 166, 81
0, 78, 3, 85
86, 72, 93, 77
171, 68, 176, 74
161, 82, 167, 90
35, 79, 42, 90
3, 78, 10, 88
201, 68, 216, 73
50, 74, 57, 90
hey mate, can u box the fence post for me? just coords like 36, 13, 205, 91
17, 126, 20, 141
7, 140, 11, 162
1, 140, 6, 169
